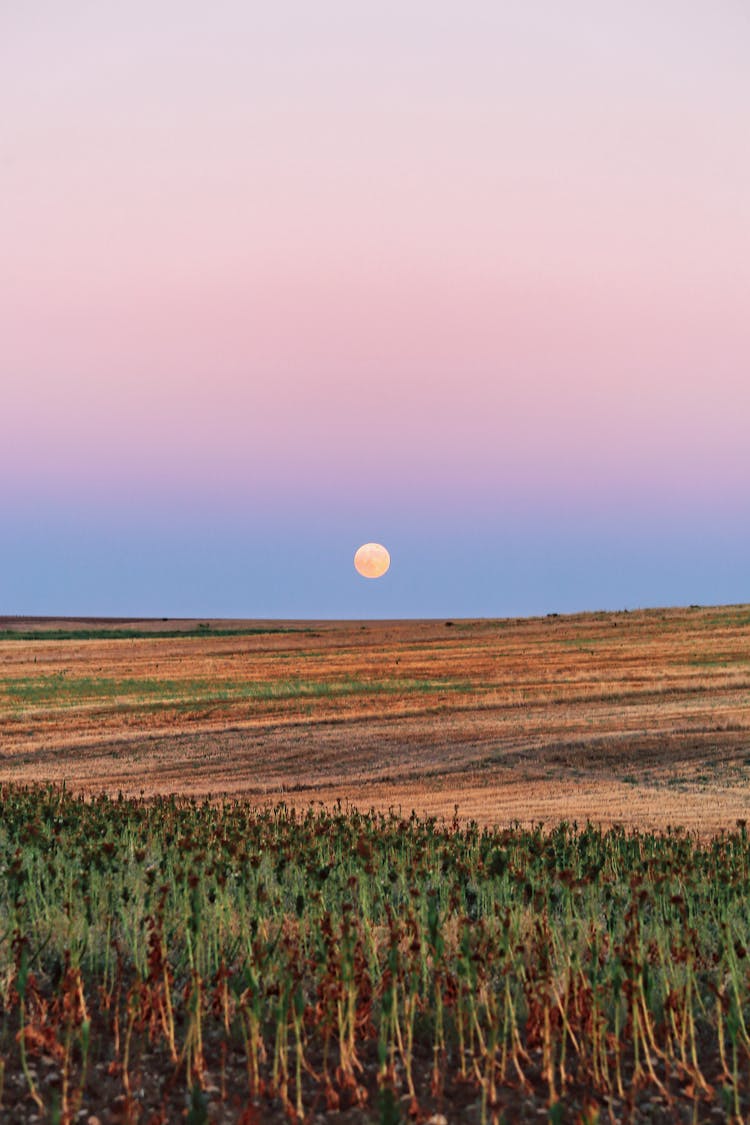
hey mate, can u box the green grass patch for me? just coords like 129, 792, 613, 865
0, 625, 308, 642
0, 674, 475, 710
687, 654, 750, 668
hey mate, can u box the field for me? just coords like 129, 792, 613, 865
1, 605, 750, 831
2, 790, 750, 1124
2, 606, 750, 1123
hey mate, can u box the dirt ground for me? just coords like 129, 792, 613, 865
1, 605, 749, 833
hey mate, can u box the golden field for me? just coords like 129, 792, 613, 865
1, 605, 749, 832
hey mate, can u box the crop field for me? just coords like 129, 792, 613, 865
1, 606, 750, 831
3, 788, 750, 1123
1, 606, 750, 1122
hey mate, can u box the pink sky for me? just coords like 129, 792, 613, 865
3, 2, 749, 614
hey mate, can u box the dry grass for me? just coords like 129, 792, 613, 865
1, 605, 749, 832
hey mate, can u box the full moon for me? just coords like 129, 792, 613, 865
354, 542, 391, 579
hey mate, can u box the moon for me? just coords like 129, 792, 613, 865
354, 542, 390, 579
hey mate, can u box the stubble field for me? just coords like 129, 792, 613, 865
1, 605, 750, 832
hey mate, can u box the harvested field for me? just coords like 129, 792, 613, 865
1, 605, 750, 832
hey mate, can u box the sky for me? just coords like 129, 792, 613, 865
3, 2, 749, 618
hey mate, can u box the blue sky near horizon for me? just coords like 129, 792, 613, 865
4, 499, 748, 619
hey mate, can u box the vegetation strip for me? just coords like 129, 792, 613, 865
0, 626, 306, 641
2, 676, 471, 709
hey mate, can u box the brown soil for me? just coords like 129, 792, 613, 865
1, 606, 750, 833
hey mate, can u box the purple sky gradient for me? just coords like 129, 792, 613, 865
3, 2, 749, 616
